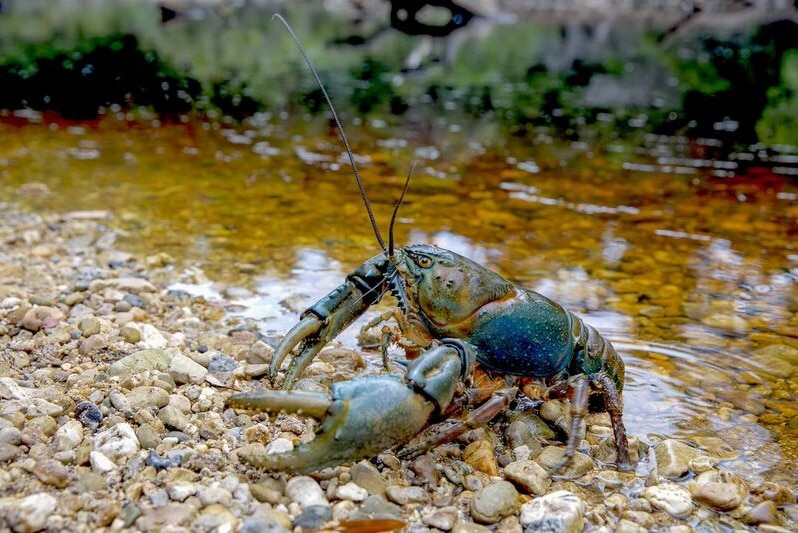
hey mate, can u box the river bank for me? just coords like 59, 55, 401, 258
1, 203, 796, 531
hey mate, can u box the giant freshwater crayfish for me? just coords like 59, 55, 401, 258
226, 14, 632, 474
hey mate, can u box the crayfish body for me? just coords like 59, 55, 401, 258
228, 243, 631, 473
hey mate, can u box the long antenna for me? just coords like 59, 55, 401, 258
389, 161, 416, 257
273, 13, 386, 251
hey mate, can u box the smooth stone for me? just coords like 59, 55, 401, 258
169, 354, 208, 385
0, 427, 22, 445
119, 326, 141, 344
463, 439, 499, 476
167, 481, 198, 502
616, 518, 648, 533
32, 459, 71, 488
241, 515, 290, 533
692, 481, 743, 511
90, 451, 117, 473
285, 476, 329, 509
53, 420, 84, 451
126, 386, 169, 410
350, 461, 387, 496
79, 334, 111, 355
642, 484, 693, 518
534, 446, 594, 479
135, 424, 160, 450
506, 421, 543, 456
470, 480, 519, 524
293, 505, 332, 530
78, 317, 101, 336
353, 495, 403, 519
0, 492, 58, 532
137, 324, 169, 349
423, 507, 458, 531
107, 349, 173, 378
158, 406, 192, 432
335, 482, 368, 502
504, 459, 551, 496
520, 490, 584, 533
0, 442, 21, 462
94, 423, 140, 461
385, 485, 429, 505
654, 439, 703, 479
75, 468, 107, 493
452, 523, 491, 533
701, 313, 750, 333
411, 454, 440, 484
198, 486, 233, 507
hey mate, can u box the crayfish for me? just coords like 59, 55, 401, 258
226, 14, 633, 475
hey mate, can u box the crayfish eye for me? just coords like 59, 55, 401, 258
415, 255, 433, 268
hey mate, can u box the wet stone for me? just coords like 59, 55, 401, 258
470, 480, 519, 524
353, 495, 403, 519
692, 481, 744, 511
745, 500, 780, 525
534, 446, 594, 479
506, 421, 543, 456
750, 481, 796, 506
411, 454, 440, 484
335, 482, 368, 502
520, 490, 584, 533
463, 439, 499, 476
504, 459, 551, 496
241, 515, 290, 533
654, 438, 703, 479
642, 483, 693, 518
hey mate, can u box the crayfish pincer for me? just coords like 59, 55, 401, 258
225, 14, 633, 475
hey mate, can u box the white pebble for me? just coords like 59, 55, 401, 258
286, 476, 329, 509
94, 422, 140, 461
264, 437, 294, 455
89, 451, 117, 473
335, 482, 368, 502
0, 492, 58, 532
643, 483, 693, 518
53, 420, 84, 451
520, 490, 584, 533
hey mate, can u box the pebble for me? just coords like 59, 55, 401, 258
241, 515, 290, 533
75, 401, 103, 430
335, 482, 368, 502
90, 451, 117, 473
470, 481, 519, 524
519, 490, 584, 532
285, 476, 329, 509
94, 423, 140, 461
32, 459, 71, 488
293, 505, 332, 530
423, 507, 458, 530
119, 325, 141, 343
691, 481, 743, 511
107, 349, 172, 378
169, 353, 208, 384
0, 492, 58, 532
534, 446, 594, 479
654, 438, 703, 478
53, 420, 83, 451
350, 461, 387, 496
126, 386, 169, 410
745, 500, 780, 525
504, 459, 551, 496
354, 495, 403, 519
463, 439, 499, 476
386, 485, 430, 505
643, 483, 693, 518
158, 405, 192, 433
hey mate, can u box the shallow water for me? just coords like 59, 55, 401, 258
1, 111, 796, 488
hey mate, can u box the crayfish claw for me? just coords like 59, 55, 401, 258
227, 375, 436, 473
268, 315, 323, 388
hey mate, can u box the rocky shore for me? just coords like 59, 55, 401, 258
0, 203, 796, 532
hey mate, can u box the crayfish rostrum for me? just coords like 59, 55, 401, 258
226, 14, 633, 475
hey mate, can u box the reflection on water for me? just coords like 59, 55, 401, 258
1, 110, 796, 488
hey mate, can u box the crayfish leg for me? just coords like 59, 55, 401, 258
544, 372, 632, 474
397, 377, 519, 460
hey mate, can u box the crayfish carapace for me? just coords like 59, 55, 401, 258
226, 14, 633, 476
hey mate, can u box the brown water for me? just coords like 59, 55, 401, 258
1, 112, 796, 487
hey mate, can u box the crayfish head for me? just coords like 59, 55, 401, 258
392, 243, 515, 334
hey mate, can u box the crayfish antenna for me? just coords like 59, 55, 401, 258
388, 161, 416, 258
272, 13, 386, 252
